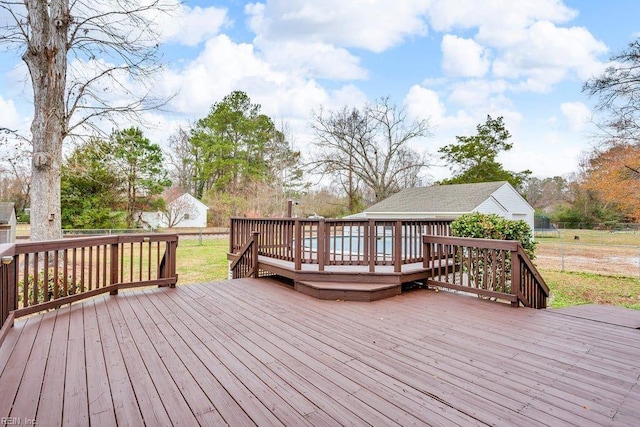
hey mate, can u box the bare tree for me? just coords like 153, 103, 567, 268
161, 187, 198, 228
166, 126, 196, 194
0, 0, 177, 241
584, 39, 640, 145
309, 97, 432, 209
0, 135, 31, 215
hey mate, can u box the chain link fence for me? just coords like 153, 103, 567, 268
535, 229, 640, 278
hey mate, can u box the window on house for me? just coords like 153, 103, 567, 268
183, 214, 190, 220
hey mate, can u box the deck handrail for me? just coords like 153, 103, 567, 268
0, 234, 178, 345
230, 231, 259, 279
229, 217, 453, 271
423, 235, 548, 309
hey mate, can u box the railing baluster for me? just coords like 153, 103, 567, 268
88, 246, 93, 291
1, 234, 179, 328
33, 253, 39, 305
53, 251, 59, 300
63, 249, 68, 297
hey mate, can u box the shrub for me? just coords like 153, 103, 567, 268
451, 212, 536, 259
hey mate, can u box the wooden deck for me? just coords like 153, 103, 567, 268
1, 278, 639, 426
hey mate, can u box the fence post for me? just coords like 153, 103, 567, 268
1, 253, 18, 329
423, 236, 430, 269
394, 220, 402, 273
251, 231, 259, 277
229, 218, 236, 254
109, 241, 119, 295
318, 219, 325, 272
294, 220, 302, 271
510, 248, 521, 307
368, 219, 376, 273
169, 239, 178, 287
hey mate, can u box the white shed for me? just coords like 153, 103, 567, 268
348, 181, 535, 231
138, 194, 208, 229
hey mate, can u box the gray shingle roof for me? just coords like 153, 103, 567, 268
364, 182, 507, 213
0, 202, 15, 224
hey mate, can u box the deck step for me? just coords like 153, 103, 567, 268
295, 281, 401, 302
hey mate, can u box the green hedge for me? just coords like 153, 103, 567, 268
451, 212, 536, 259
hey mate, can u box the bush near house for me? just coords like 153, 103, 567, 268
451, 212, 536, 259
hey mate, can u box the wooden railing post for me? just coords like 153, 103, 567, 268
510, 249, 521, 307
169, 239, 178, 287
294, 220, 302, 271
318, 219, 325, 272
229, 218, 235, 253
394, 220, 402, 273
423, 235, 430, 269
1, 252, 18, 330
368, 220, 376, 272
251, 231, 259, 277
109, 242, 119, 295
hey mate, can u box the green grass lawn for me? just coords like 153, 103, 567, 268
176, 238, 230, 284
535, 228, 640, 309
541, 269, 640, 310
537, 228, 640, 245
176, 234, 640, 310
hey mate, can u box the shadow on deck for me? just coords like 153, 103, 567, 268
1, 278, 639, 425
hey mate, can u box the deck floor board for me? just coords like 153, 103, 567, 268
1, 278, 639, 426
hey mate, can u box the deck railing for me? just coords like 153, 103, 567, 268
423, 235, 549, 308
230, 218, 453, 272
230, 231, 259, 279
0, 234, 178, 343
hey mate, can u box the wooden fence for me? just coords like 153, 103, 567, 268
230, 218, 453, 272
0, 234, 178, 343
423, 235, 549, 308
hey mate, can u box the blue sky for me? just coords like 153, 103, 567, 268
1, 0, 639, 182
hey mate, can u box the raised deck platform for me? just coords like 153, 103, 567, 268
256, 255, 440, 301
229, 218, 548, 308
1, 278, 638, 425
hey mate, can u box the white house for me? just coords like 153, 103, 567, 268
348, 181, 535, 231
138, 193, 208, 229
0, 202, 17, 243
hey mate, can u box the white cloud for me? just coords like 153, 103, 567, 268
492, 21, 608, 91
560, 101, 591, 132
161, 5, 229, 46
404, 85, 446, 125
246, 0, 430, 53
0, 96, 23, 130
447, 79, 508, 107
441, 35, 490, 78
427, 0, 577, 45
165, 35, 288, 115
258, 41, 367, 80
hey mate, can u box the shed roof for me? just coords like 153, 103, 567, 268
0, 202, 15, 224
364, 181, 507, 213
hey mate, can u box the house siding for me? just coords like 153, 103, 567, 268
166, 194, 208, 228
0, 203, 16, 243
487, 183, 535, 231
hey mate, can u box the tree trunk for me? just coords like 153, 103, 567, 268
24, 0, 69, 241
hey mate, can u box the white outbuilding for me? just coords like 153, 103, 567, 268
138, 193, 208, 229
347, 181, 535, 232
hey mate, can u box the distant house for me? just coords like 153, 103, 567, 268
138, 193, 208, 229
0, 202, 17, 243
348, 181, 535, 231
